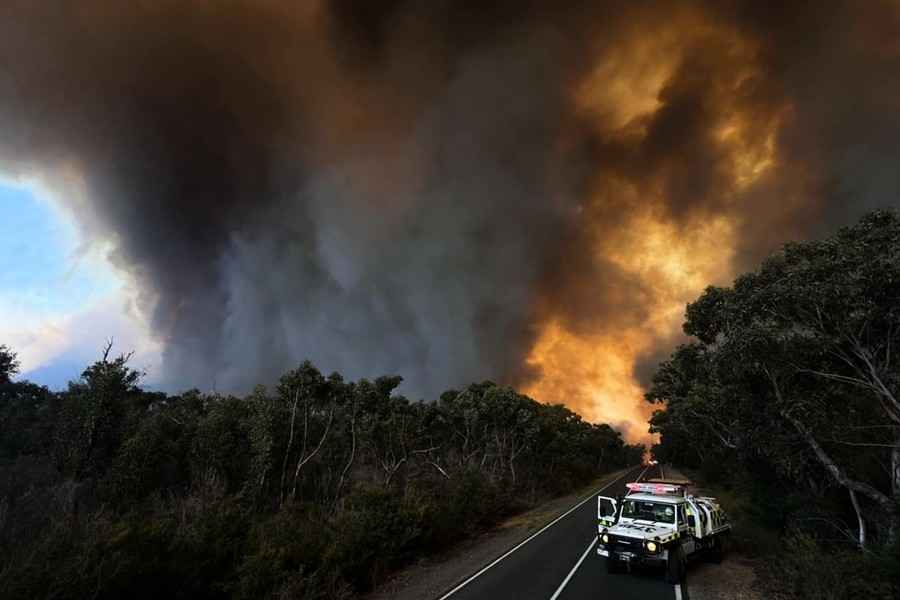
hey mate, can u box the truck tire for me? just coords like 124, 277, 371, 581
704, 535, 722, 563
709, 534, 728, 564
665, 545, 686, 584
606, 556, 621, 574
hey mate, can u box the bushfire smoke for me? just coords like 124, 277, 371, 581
1, 1, 898, 442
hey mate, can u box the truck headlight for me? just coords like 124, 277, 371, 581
645, 541, 658, 553
601, 534, 609, 544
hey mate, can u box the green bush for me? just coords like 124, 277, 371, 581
0, 345, 642, 599
421, 469, 503, 550
761, 534, 895, 600
326, 485, 423, 591
234, 503, 334, 599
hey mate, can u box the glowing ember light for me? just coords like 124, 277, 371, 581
522, 7, 787, 445
523, 324, 651, 441
524, 210, 737, 445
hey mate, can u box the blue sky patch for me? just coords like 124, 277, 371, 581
0, 183, 116, 315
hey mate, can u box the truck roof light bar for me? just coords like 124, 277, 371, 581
625, 482, 685, 496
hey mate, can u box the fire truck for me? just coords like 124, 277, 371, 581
596, 479, 731, 583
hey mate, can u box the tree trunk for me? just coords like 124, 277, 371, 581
892, 441, 900, 500
280, 390, 300, 506
765, 369, 895, 526
334, 413, 356, 508
783, 409, 892, 510
291, 405, 334, 499
848, 488, 866, 549
892, 440, 900, 543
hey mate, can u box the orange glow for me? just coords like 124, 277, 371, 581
524, 323, 650, 438
525, 9, 781, 444
576, 38, 675, 132
716, 113, 780, 191
524, 210, 736, 444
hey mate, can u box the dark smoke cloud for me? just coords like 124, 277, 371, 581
1, 1, 899, 410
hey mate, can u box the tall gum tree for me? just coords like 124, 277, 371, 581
651, 211, 900, 547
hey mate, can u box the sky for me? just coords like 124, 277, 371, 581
0, 1, 897, 445
0, 181, 160, 389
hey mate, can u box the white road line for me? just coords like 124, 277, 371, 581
544, 463, 651, 600
549, 537, 597, 600
436, 465, 645, 600
661, 463, 684, 600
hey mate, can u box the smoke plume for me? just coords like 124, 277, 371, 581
1, 1, 898, 441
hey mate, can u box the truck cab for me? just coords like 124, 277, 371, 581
596, 480, 730, 583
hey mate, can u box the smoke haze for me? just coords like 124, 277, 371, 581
1, 1, 898, 441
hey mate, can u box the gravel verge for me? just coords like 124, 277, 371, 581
663, 466, 765, 600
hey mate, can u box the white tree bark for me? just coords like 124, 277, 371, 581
848, 488, 866, 549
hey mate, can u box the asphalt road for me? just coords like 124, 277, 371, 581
436, 464, 684, 600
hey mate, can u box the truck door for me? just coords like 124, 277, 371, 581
684, 500, 706, 538
677, 504, 697, 555
598, 496, 618, 530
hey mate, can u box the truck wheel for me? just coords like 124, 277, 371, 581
665, 545, 685, 584
713, 534, 728, 563
705, 533, 729, 564
606, 556, 621, 574
705, 535, 722, 563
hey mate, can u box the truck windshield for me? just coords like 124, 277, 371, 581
621, 500, 676, 524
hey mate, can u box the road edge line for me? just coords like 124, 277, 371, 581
434, 464, 646, 600
549, 537, 597, 600
543, 463, 653, 600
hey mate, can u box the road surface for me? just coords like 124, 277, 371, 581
435, 464, 685, 600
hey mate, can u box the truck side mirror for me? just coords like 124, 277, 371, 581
687, 515, 696, 528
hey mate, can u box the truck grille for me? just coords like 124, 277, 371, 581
612, 537, 640, 552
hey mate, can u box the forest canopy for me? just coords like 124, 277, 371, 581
647, 210, 900, 598
0, 343, 642, 599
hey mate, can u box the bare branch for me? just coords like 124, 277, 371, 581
102, 339, 114, 362
162, 413, 184, 426
427, 460, 450, 479
765, 367, 894, 511
796, 367, 874, 390
824, 439, 897, 448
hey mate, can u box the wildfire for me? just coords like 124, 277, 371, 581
524, 8, 780, 445
524, 210, 737, 445
523, 323, 649, 436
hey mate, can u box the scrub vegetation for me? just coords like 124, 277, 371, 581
0, 344, 642, 599
649, 210, 900, 599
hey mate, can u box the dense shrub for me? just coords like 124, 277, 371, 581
761, 534, 896, 600
0, 345, 643, 599
326, 485, 423, 590
651, 212, 900, 597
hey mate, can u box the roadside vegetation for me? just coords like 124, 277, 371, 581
0, 344, 642, 599
649, 210, 900, 599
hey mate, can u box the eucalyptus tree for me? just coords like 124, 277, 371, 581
651, 210, 900, 547
0, 345, 19, 384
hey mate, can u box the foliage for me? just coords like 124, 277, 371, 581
0, 344, 641, 599
760, 534, 896, 600
649, 210, 900, 597
0, 345, 19, 385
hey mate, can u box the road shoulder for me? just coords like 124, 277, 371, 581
364, 467, 636, 600
665, 467, 764, 600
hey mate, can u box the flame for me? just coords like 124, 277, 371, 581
576, 36, 676, 132
524, 9, 781, 444
524, 323, 649, 433
524, 210, 737, 444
